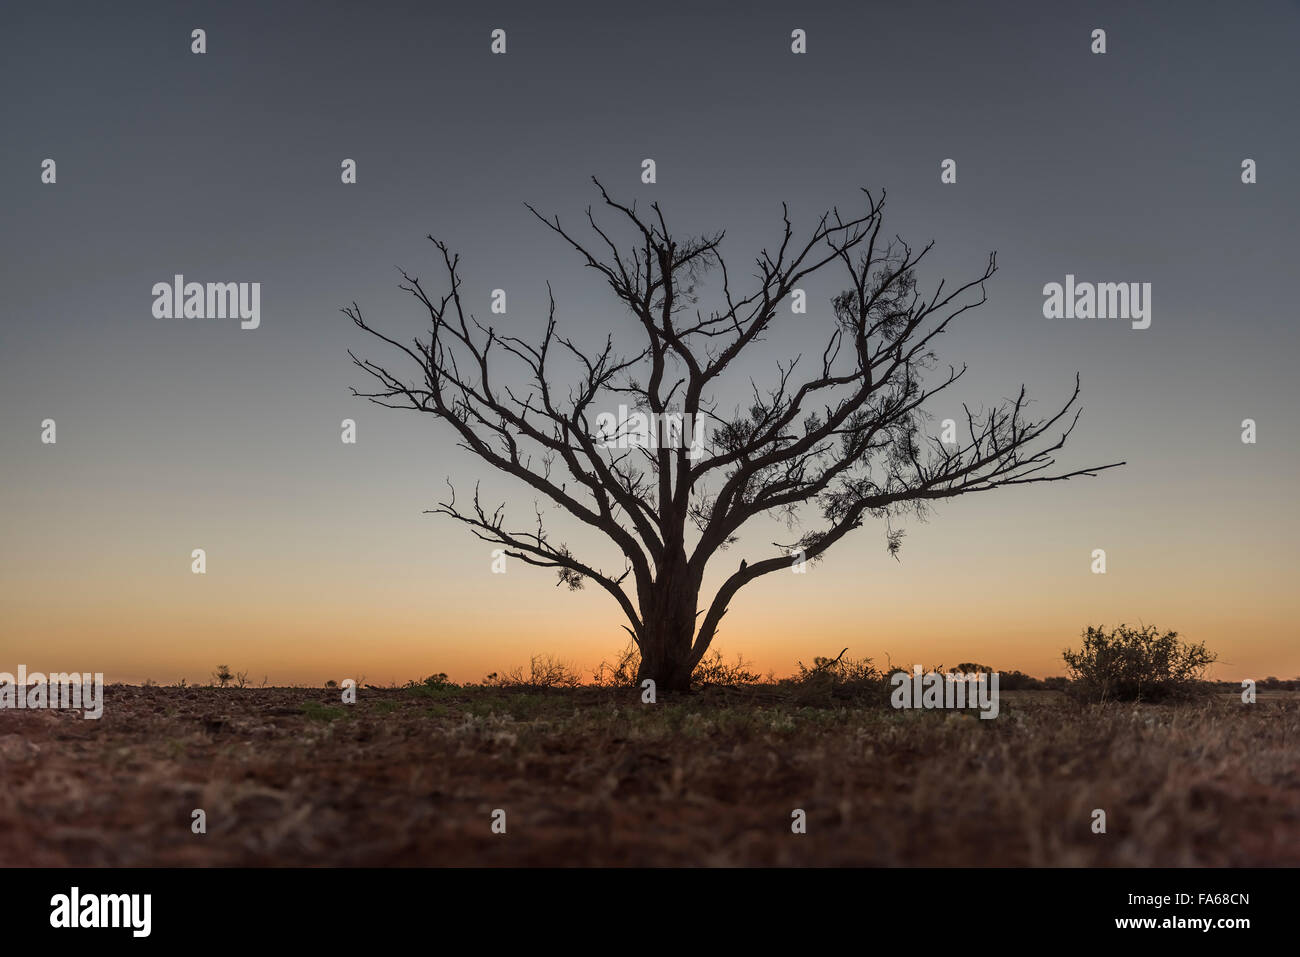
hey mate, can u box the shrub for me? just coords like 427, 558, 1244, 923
783, 649, 888, 705
1063, 624, 1216, 703
590, 643, 762, 689
691, 649, 762, 686
997, 669, 1046, 691
400, 672, 460, 698
948, 663, 1056, 691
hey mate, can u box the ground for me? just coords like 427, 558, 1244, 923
2, 684, 1297, 866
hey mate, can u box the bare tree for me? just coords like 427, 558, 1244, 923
347, 181, 1123, 692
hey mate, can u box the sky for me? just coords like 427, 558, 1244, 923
1, 0, 1297, 685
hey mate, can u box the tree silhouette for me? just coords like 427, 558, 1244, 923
347, 181, 1123, 692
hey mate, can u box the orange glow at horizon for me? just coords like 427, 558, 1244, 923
5, 507, 1296, 687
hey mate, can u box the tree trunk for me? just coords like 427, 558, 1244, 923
636, 555, 698, 693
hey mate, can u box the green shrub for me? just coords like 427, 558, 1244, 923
1063, 624, 1216, 703
401, 672, 461, 699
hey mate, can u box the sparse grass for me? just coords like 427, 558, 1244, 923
300, 700, 347, 723
4, 677, 1296, 866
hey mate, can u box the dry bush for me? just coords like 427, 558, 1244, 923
486, 655, 583, 690
783, 649, 889, 705
691, 649, 762, 686
590, 642, 761, 689
591, 643, 641, 688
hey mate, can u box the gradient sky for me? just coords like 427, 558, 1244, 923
2, 0, 1297, 686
